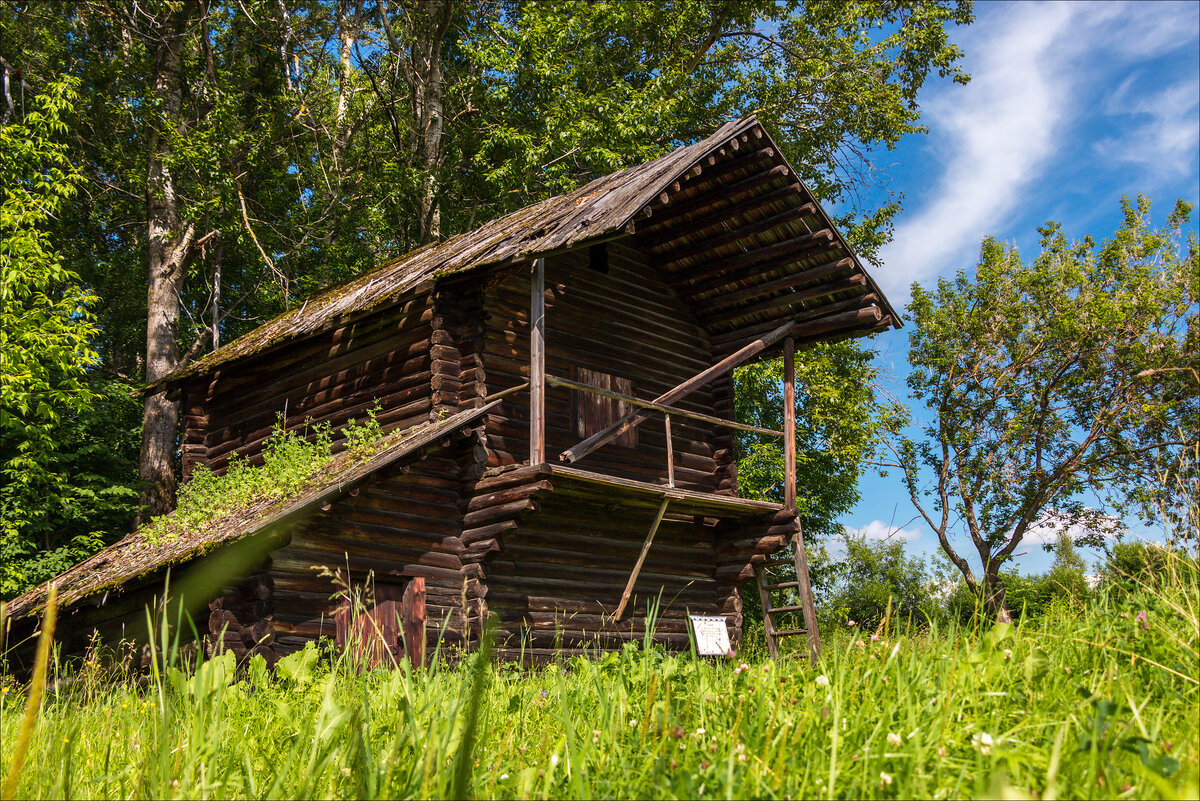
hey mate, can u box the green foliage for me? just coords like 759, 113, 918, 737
895, 196, 1200, 614
819, 533, 936, 629
145, 414, 382, 544
1101, 541, 1196, 596
3, 556, 1197, 799
736, 340, 886, 542
0, 377, 141, 599
0, 78, 105, 598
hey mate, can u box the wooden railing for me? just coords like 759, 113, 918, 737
519, 255, 799, 505
545, 374, 783, 488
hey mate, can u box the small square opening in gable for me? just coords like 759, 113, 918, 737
572, 367, 637, 449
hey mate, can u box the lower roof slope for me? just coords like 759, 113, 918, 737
5, 402, 499, 621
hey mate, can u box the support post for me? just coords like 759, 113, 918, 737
664, 414, 675, 488
615, 496, 671, 620
783, 336, 796, 511
792, 522, 822, 662
401, 577, 426, 668
529, 258, 545, 464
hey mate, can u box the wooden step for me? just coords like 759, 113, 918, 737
763, 580, 801, 590
767, 605, 805, 614
761, 557, 795, 568
772, 628, 807, 637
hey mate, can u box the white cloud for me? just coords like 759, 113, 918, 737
873, 2, 1078, 301
844, 519, 922, 543
871, 0, 1200, 304
1095, 76, 1200, 176
1022, 510, 1123, 546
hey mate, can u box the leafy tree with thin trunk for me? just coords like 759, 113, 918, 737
885, 197, 1199, 621
0, 78, 98, 595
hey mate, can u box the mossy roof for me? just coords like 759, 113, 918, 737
5, 402, 499, 621
149, 118, 758, 389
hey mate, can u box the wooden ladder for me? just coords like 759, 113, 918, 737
755, 519, 821, 661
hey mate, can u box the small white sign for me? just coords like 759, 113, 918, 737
689, 615, 732, 657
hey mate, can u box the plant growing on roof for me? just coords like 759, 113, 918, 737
886, 196, 1200, 621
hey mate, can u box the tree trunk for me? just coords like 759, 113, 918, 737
982, 565, 1012, 623
138, 6, 195, 520
411, 1, 452, 243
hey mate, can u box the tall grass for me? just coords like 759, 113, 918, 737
2, 556, 1197, 799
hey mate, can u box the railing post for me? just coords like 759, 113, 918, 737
783, 336, 796, 511
529, 258, 546, 464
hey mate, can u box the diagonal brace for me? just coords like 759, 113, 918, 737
614, 496, 672, 620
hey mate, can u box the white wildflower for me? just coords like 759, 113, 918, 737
815, 674, 830, 687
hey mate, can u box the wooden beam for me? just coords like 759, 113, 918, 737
529, 258, 545, 464
558, 317, 801, 464
639, 165, 796, 239
783, 337, 796, 512
675, 233, 840, 294
697, 257, 855, 311
791, 520, 821, 662
614, 496, 671, 620
711, 299, 880, 350
659, 205, 822, 270
702, 276, 868, 330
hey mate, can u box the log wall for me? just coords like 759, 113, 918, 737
180, 293, 436, 477
482, 241, 721, 490
267, 442, 483, 656
477, 485, 730, 662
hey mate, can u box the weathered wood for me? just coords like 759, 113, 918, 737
461, 498, 539, 529
464, 481, 552, 513
401, 577, 426, 668
641, 164, 794, 236
559, 317, 800, 464
661, 210, 826, 271
547, 375, 781, 438
677, 234, 842, 296
697, 257, 855, 309
615, 495, 669, 620
529, 257, 546, 464
784, 336, 796, 511
665, 415, 675, 488
711, 299, 881, 350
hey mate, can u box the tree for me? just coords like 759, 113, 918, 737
821, 531, 933, 629
0, 78, 101, 596
0, 1, 973, 577
890, 197, 1200, 620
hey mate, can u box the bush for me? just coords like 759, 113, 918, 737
820, 532, 935, 629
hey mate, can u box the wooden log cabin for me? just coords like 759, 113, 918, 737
4, 117, 899, 670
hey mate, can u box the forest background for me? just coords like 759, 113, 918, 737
1, 0, 1195, 619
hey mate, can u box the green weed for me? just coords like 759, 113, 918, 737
2, 554, 1197, 799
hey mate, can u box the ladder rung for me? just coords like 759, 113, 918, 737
772, 628, 807, 637
767, 605, 805, 614
763, 580, 801, 591
761, 558, 794, 567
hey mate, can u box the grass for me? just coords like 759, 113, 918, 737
2, 560, 1197, 799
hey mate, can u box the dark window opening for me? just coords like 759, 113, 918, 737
588, 243, 609, 273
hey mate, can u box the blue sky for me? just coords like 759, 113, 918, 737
838, 1, 1200, 573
